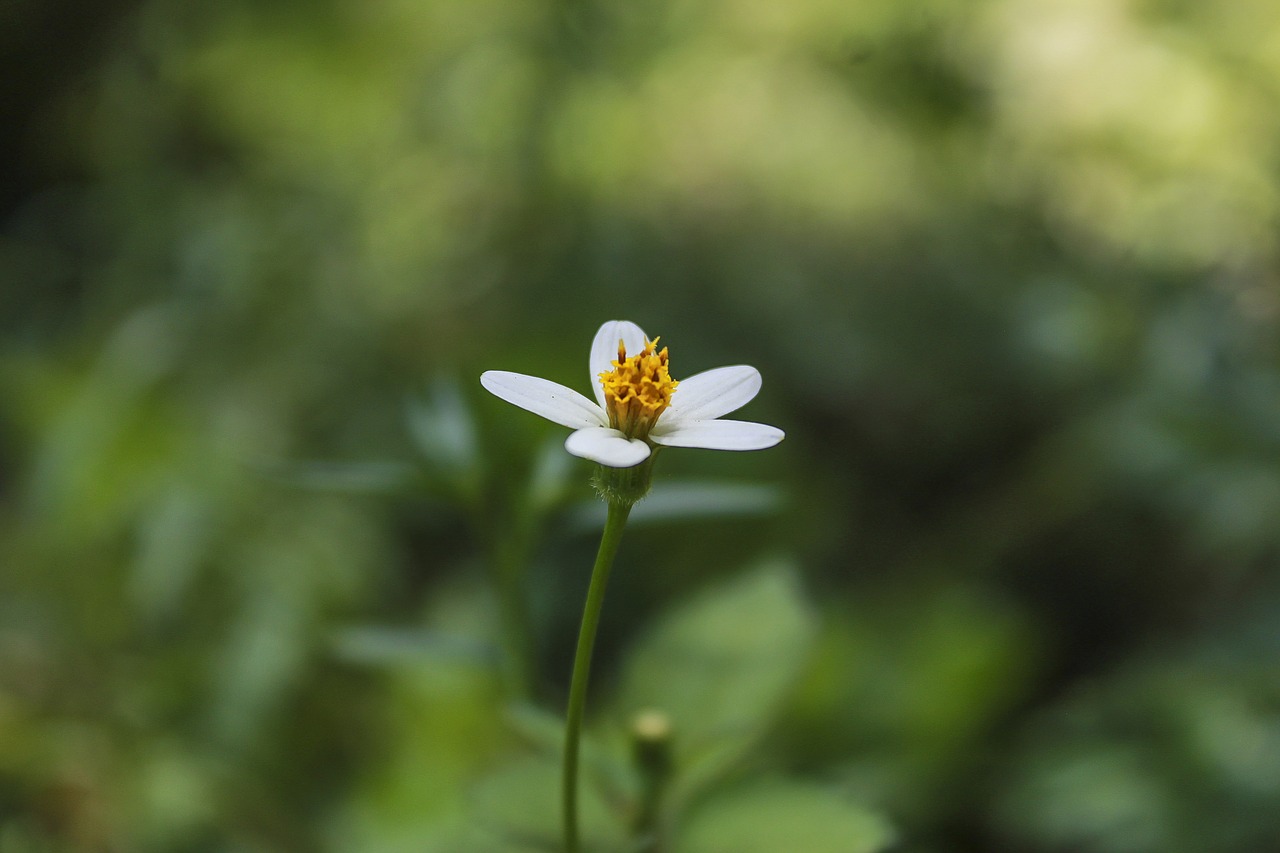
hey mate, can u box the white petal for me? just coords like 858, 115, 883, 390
480, 371, 608, 429
650, 419, 784, 451
565, 427, 651, 467
663, 366, 762, 424
589, 320, 649, 408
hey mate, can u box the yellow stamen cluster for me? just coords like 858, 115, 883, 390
599, 337, 678, 439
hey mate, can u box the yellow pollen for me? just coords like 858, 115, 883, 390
598, 337, 678, 438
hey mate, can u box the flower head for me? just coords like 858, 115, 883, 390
598, 337, 678, 439
480, 320, 784, 469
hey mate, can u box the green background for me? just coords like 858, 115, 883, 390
3, 0, 1279, 850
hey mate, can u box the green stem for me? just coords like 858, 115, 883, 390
563, 499, 633, 853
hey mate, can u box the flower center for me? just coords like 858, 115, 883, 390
599, 337, 678, 439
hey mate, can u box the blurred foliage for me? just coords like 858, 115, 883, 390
3, 0, 1280, 850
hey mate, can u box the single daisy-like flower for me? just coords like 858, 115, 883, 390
480, 320, 784, 469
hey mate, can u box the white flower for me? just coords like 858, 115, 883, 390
480, 320, 784, 468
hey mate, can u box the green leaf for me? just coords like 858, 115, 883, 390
406, 378, 480, 474
406, 377, 485, 502
501, 704, 643, 834
503, 703, 568, 755
673, 781, 894, 853
526, 437, 575, 512
469, 756, 629, 852
615, 561, 816, 792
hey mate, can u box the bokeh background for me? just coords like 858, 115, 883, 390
3, 0, 1280, 850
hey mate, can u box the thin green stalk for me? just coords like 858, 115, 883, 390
563, 499, 632, 853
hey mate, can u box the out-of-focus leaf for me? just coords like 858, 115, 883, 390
673, 780, 894, 853
502, 703, 641, 825
615, 561, 815, 793
791, 585, 1039, 822
333, 582, 513, 851
129, 488, 212, 622
991, 597, 1280, 853
569, 481, 782, 531
994, 744, 1172, 853
526, 436, 574, 512
469, 756, 628, 852
503, 703, 566, 755
207, 501, 378, 745
208, 583, 308, 745
406, 378, 481, 488
331, 625, 500, 669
